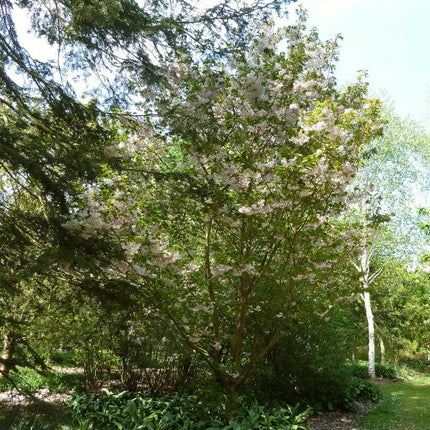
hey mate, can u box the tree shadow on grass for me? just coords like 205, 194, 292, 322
0, 397, 73, 429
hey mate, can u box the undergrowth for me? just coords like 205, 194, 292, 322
69, 389, 311, 430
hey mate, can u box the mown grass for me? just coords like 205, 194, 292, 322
357, 374, 430, 429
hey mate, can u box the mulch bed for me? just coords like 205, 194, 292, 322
306, 402, 376, 430
306, 378, 397, 430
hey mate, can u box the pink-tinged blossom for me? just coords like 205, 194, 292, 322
342, 161, 353, 175
62, 219, 81, 231
221, 162, 238, 176
293, 79, 317, 92
212, 342, 222, 351
312, 261, 332, 269
238, 205, 253, 215
122, 242, 141, 261
312, 240, 326, 247
212, 264, 232, 276
151, 251, 182, 269
292, 131, 309, 146
133, 265, 155, 278
230, 175, 251, 191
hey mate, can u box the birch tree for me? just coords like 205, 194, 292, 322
350, 108, 430, 377
352, 246, 383, 378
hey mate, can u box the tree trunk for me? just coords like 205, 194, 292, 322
353, 245, 383, 380
225, 387, 239, 424
363, 291, 376, 379
0, 332, 15, 378
46, 345, 53, 365
379, 336, 385, 364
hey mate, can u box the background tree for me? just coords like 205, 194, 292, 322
356, 107, 430, 263
340, 107, 430, 376
371, 262, 430, 362
0, 171, 54, 376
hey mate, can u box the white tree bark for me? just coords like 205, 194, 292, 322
363, 290, 376, 378
353, 246, 383, 379
379, 335, 386, 364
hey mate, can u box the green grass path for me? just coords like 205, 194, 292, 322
358, 375, 430, 429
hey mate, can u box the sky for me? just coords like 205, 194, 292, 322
12, 0, 430, 128
284, 0, 430, 128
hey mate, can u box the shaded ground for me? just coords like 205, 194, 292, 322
307, 379, 396, 430
0, 389, 72, 429
307, 402, 376, 430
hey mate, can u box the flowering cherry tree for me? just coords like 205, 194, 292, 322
64, 12, 382, 415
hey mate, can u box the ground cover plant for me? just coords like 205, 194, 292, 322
69, 389, 310, 430
0, 367, 85, 395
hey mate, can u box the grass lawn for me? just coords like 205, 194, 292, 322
357, 374, 430, 429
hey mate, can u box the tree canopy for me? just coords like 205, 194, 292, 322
62, 11, 382, 411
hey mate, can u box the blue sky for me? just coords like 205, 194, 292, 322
284, 0, 430, 128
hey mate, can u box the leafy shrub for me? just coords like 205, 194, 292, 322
0, 367, 45, 392
249, 306, 359, 411
50, 348, 80, 367
348, 361, 369, 379
395, 364, 420, 380
76, 345, 121, 391
398, 358, 429, 371
70, 389, 211, 429
46, 371, 86, 393
224, 400, 310, 430
179, 376, 225, 414
69, 389, 310, 429
375, 363, 396, 379
348, 361, 397, 379
343, 377, 383, 410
